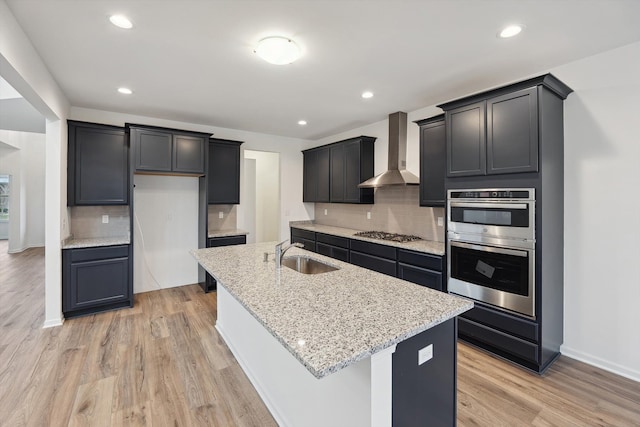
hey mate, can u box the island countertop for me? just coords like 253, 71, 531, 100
191, 242, 472, 379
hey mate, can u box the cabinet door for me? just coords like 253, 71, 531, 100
316, 147, 330, 202
173, 134, 205, 174
71, 124, 128, 205
344, 140, 362, 203
303, 150, 317, 202
486, 87, 539, 174
68, 256, 129, 311
209, 140, 240, 204
133, 128, 173, 172
330, 144, 345, 202
419, 119, 446, 206
446, 101, 486, 177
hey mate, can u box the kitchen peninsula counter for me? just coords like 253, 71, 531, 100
289, 221, 445, 255
192, 242, 471, 426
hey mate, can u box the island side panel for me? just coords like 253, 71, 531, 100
392, 318, 457, 426
216, 284, 372, 427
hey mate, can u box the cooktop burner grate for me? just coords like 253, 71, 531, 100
353, 231, 422, 243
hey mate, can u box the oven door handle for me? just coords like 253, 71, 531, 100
450, 240, 529, 257
449, 202, 529, 210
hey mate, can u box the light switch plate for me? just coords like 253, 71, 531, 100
437, 217, 444, 227
418, 344, 433, 365
219, 211, 224, 219
102, 214, 109, 224
367, 212, 371, 220
324, 209, 328, 216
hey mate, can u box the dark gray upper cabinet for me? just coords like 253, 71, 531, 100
486, 88, 539, 174
67, 120, 128, 206
446, 102, 486, 177
208, 138, 243, 204
439, 73, 572, 178
330, 144, 346, 202
302, 137, 374, 204
129, 124, 209, 175
302, 147, 329, 203
415, 115, 446, 207
173, 134, 206, 173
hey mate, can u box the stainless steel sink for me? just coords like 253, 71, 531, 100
281, 255, 339, 274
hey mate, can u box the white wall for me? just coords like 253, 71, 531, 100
133, 175, 199, 293
549, 41, 640, 381
243, 150, 280, 243
0, 130, 46, 252
241, 158, 257, 244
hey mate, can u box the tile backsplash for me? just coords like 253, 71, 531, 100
208, 205, 237, 230
314, 186, 445, 242
69, 205, 130, 239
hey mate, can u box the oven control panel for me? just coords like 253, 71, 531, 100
449, 188, 534, 200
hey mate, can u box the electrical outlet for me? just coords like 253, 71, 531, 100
437, 217, 444, 227
367, 212, 371, 220
102, 214, 109, 224
418, 344, 433, 365
219, 211, 224, 219
324, 209, 328, 216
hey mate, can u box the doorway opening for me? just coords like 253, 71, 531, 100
240, 150, 280, 243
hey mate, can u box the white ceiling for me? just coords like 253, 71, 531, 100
6, 0, 640, 140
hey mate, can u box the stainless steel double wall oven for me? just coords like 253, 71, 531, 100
447, 189, 536, 318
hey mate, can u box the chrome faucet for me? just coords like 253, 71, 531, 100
275, 239, 304, 268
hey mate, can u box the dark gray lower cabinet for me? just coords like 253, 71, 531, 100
291, 228, 316, 252
349, 240, 397, 277
315, 233, 349, 262
397, 249, 445, 291
393, 318, 456, 426
63, 245, 132, 318
204, 235, 247, 292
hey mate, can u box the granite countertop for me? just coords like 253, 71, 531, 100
289, 221, 445, 256
208, 229, 249, 238
62, 235, 130, 249
191, 242, 472, 379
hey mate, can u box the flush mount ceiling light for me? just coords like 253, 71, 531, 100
298, 120, 307, 126
254, 36, 302, 65
109, 14, 133, 29
499, 24, 523, 38
117, 87, 133, 95
361, 91, 374, 99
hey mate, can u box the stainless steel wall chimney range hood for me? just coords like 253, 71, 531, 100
358, 112, 419, 188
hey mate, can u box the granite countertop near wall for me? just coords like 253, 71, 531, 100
61, 235, 130, 249
289, 221, 445, 256
208, 229, 249, 238
191, 242, 472, 378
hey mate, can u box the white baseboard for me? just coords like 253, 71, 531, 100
43, 316, 64, 328
561, 346, 640, 383
7, 243, 45, 254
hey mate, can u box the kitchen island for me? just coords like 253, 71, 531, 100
192, 242, 472, 427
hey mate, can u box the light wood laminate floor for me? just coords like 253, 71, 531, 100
1, 242, 639, 426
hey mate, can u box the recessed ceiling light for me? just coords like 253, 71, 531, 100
298, 120, 307, 126
109, 14, 133, 29
361, 91, 374, 99
499, 25, 523, 38
117, 87, 133, 95
254, 36, 302, 65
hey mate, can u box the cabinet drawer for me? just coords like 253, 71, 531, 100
68, 245, 129, 263
459, 302, 538, 342
316, 242, 349, 262
458, 317, 539, 364
292, 237, 316, 252
350, 251, 396, 277
397, 263, 443, 291
207, 235, 246, 247
397, 249, 443, 272
350, 239, 396, 260
291, 227, 315, 241
69, 257, 129, 309
316, 232, 349, 249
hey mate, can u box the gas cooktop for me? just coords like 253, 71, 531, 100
353, 231, 422, 243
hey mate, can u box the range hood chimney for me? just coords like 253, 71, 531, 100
358, 111, 419, 188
